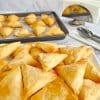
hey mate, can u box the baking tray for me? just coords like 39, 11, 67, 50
63, 12, 90, 17
0, 11, 69, 43
63, 12, 92, 23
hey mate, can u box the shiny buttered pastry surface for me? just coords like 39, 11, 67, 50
14, 28, 32, 37
0, 13, 64, 38
0, 41, 100, 100
0, 27, 14, 38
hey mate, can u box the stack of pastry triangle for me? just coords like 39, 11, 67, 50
56, 60, 87, 94
12, 42, 32, 57
0, 42, 20, 59
0, 59, 7, 74
34, 42, 58, 53
79, 79, 100, 100
10, 51, 38, 66
46, 26, 64, 36
21, 64, 57, 99
0, 65, 23, 100
38, 53, 67, 71
60, 45, 93, 64
31, 77, 78, 100
84, 60, 100, 82
10, 43, 40, 67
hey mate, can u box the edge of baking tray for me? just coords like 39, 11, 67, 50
0, 11, 69, 43
63, 12, 90, 17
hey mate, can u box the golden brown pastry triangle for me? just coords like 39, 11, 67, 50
0, 27, 14, 38
56, 60, 87, 94
41, 14, 55, 26
60, 45, 93, 64
0, 65, 23, 100
24, 14, 37, 25
0, 42, 21, 59
31, 77, 78, 100
84, 60, 100, 82
6, 21, 22, 28
7, 15, 19, 22
21, 64, 57, 99
38, 53, 67, 71
14, 28, 32, 37
0, 59, 8, 74
12, 42, 32, 57
46, 26, 64, 36
79, 79, 100, 100
32, 25, 46, 36
34, 42, 58, 53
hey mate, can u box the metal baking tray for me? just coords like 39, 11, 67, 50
0, 11, 69, 43
63, 12, 92, 22
63, 12, 90, 17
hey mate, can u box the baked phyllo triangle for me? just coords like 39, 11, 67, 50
38, 53, 67, 71
7, 15, 19, 22
0, 66, 23, 100
31, 20, 46, 27
14, 28, 32, 37
60, 45, 93, 64
32, 25, 46, 36
34, 42, 58, 53
56, 60, 87, 94
0, 15, 6, 22
41, 14, 55, 26
0, 42, 21, 59
0, 59, 7, 74
30, 77, 78, 100
21, 64, 56, 99
24, 14, 37, 25
30, 47, 44, 59
84, 60, 100, 82
46, 26, 64, 36
0, 22, 4, 28
0, 27, 14, 38
10, 50, 39, 67
6, 21, 22, 28
79, 79, 100, 100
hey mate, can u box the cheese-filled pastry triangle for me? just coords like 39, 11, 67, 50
6, 21, 22, 28
31, 20, 46, 27
32, 25, 46, 36
56, 60, 87, 94
14, 28, 32, 37
10, 51, 40, 67
0, 59, 7, 74
84, 60, 100, 82
38, 53, 67, 71
34, 42, 58, 53
0, 42, 21, 59
60, 45, 93, 64
0, 22, 4, 28
46, 26, 64, 36
21, 64, 56, 99
0, 66, 23, 100
41, 14, 55, 26
0, 15, 6, 22
30, 47, 44, 59
79, 79, 100, 100
12, 42, 32, 57
24, 13, 37, 25
7, 15, 19, 22
31, 77, 78, 100
0, 27, 14, 38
